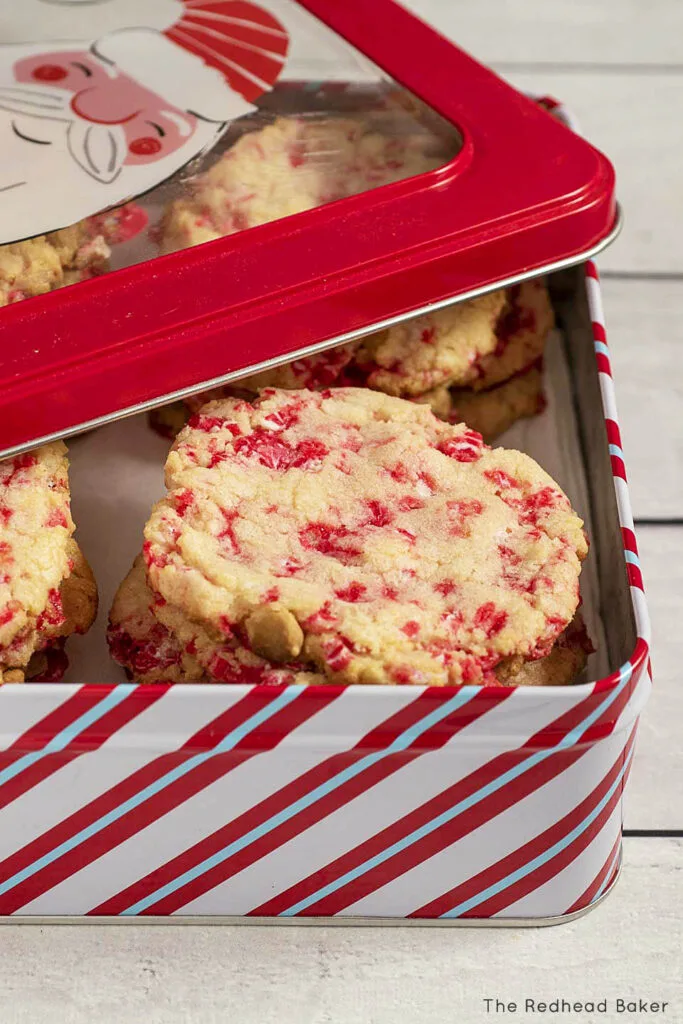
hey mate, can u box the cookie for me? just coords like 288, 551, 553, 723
234, 343, 362, 394
108, 556, 322, 686
353, 280, 553, 398
109, 555, 591, 689
19, 641, 70, 683
108, 556, 205, 684
149, 342, 363, 441
464, 280, 554, 392
450, 366, 545, 440
141, 388, 587, 687
149, 402, 191, 442
416, 365, 545, 442
497, 614, 593, 687
159, 116, 440, 254
0, 220, 110, 307
152, 350, 545, 448
0, 540, 97, 683
0, 444, 97, 681
0, 444, 74, 660
149, 281, 550, 444
353, 290, 508, 398
60, 541, 98, 639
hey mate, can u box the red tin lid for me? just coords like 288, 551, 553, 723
0, 0, 616, 457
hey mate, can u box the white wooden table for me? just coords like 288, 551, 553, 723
1, 3, 681, 1020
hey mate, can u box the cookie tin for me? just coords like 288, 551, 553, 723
0, 0, 618, 458
0, 250, 651, 922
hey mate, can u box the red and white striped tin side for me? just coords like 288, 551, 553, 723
0, 663, 649, 920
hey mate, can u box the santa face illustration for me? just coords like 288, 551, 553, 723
0, 2, 288, 243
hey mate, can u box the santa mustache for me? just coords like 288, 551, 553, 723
0, 86, 126, 183
0, 83, 71, 114
66, 119, 126, 183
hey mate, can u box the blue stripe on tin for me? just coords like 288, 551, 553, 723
592, 844, 623, 904
278, 665, 634, 916
439, 746, 634, 917
120, 687, 481, 916
0, 686, 133, 788
0, 687, 304, 899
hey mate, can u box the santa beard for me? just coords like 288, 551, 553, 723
0, 106, 222, 244
0, 0, 182, 43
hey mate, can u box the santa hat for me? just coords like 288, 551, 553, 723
94, 1, 288, 121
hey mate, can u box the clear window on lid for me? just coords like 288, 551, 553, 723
0, 0, 461, 310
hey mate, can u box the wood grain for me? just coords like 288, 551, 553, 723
482, 71, 683, 273
0, 839, 680, 1024
625, 526, 683, 829
600, 279, 683, 517
402, 0, 683, 65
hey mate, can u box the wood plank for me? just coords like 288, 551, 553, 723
403, 0, 683, 65
487, 71, 683, 273
624, 526, 683, 829
599, 278, 683, 517
0, 839, 679, 1022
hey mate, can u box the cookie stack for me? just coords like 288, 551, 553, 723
152, 277, 554, 444
110, 388, 591, 687
151, 111, 554, 444
0, 220, 110, 307
158, 114, 443, 255
0, 443, 98, 682
353, 278, 554, 440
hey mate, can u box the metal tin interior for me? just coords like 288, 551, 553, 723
552, 265, 636, 669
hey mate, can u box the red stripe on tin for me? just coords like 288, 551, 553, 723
585, 261, 599, 281
605, 419, 622, 448
411, 726, 636, 918
250, 679, 636, 917
621, 527, 639, 555
610, 454, 627, 481
469, 737, 635, 920
0, 687, 166, 811
592, 322, 607, 344
91, 688, 512, 916
595, 352, 612, 375
601, 855, 621, 901
0, 687, 333, 916
459, 750, 631, 918
565, 831, 622, 915
627, 563, 644, 590
592, 638, 648, 696
0, 686, 116, 762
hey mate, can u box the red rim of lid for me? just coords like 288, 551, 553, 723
0, 0, 616, 457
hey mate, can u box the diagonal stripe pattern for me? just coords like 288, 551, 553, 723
249, 663, 639, 918
100, 686, 500, 916
0, 685, 338, 914
0, 686, 165, 811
